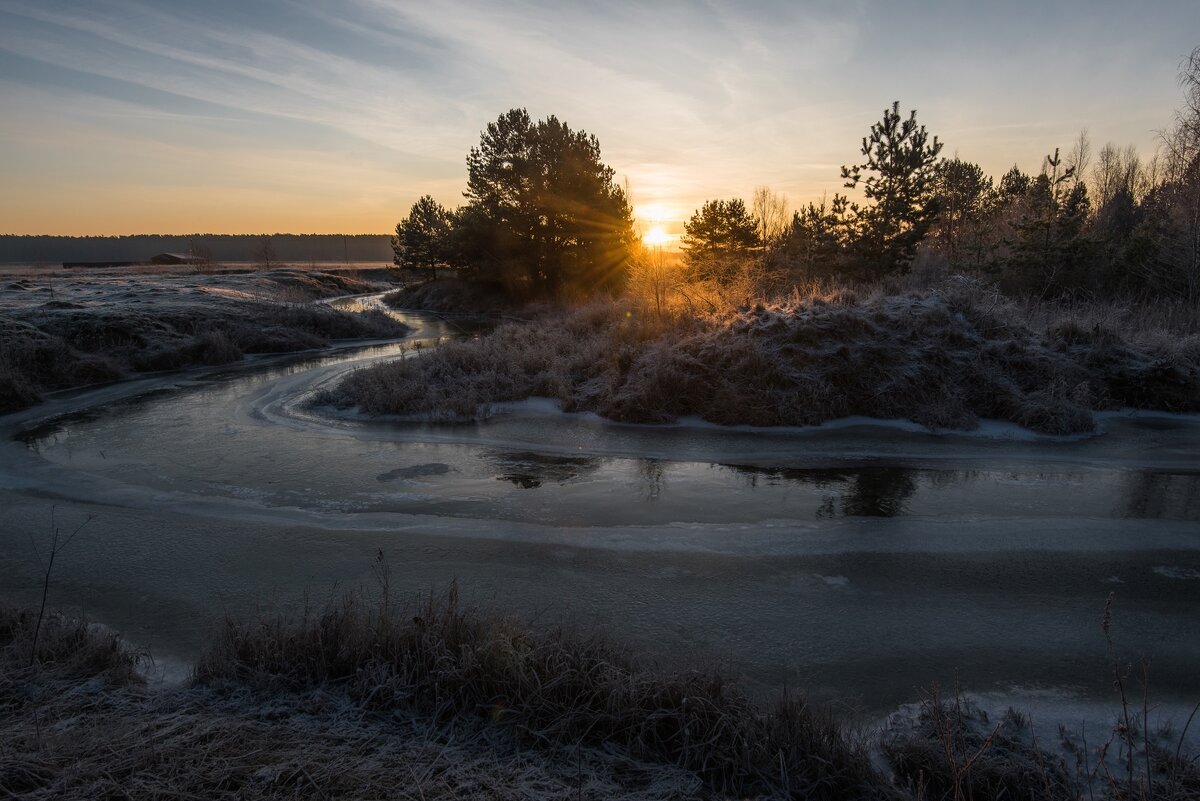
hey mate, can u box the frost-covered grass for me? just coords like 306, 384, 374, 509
1, 593, 882, 800
196, 582, 885, 800
323, 278, 1200, 434
382, 278, 527, 315
0, 602, 709, 800
883, 684, 1200, 801
0, 268, 408, 413
5, 590, 1197, 800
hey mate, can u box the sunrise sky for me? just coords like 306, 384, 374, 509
0, 0, 1195, 237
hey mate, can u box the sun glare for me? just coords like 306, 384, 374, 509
642, 225, 672, 246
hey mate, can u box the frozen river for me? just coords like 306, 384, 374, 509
2, 301, 1198, 725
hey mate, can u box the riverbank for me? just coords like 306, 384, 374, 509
0, 267, 409, 413
5, 592, 1197, 800
323, 278, 1200, 435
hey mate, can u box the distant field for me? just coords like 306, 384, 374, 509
0, 265, 407, 413
0, 261, 394, 278
0, 234, 395, 265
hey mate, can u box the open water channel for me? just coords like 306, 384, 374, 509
2, 296, 1198, 730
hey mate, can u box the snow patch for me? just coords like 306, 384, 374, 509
1152, 565, 1200, 580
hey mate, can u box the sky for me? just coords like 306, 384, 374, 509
0, 0, 1196, 237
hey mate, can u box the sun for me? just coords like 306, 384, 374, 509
642, 225, 672, 246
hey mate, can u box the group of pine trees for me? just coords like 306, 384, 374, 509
395, 47, 1200, 303
740, 127, 1196, 300
391, 108, 634, 298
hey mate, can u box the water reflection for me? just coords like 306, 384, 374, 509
725, 464, 921, 517
485, 450, 603, 489
376, 463, 452, 482
1122, 471, 1200, 519
638, 459, 666, 501
327, 295, 497, 339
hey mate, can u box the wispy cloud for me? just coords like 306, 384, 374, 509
0, 0, 1194, 233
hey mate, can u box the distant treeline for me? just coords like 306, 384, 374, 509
0, 234, 393, 265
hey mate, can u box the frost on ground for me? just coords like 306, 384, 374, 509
325, 280, 1200, 434
1, 606, 705, 801
383, 279, 527, 315
881, 688, 1200, 801
0, 267, 408, 413
5, 595, 1198, 800
2, 596, 884, 801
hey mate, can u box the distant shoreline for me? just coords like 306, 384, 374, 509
0, 233, 394, 265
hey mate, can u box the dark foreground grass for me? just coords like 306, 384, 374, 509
5, 588, 1198, 800
324, 278, 1200, 434
0, 604, 705, 800
195, 582, 889, 800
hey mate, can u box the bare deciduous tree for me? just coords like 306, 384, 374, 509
627, 242, 674, 318
1162, 45, 1200, 181
254, 236, 276, 269
1148, 46, 1200, 300
751, 185, 789, 262
1065, 128, 1091, 188
1093, 142, 1121, 209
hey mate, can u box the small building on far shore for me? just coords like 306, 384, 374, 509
148, 252, 203, 265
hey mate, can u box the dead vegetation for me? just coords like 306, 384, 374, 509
383, 278, 529, 315
0, 603, 706, 800
4, 587, 1198, 801
1, 591, 886, 801
324, 276, 1200, 434
884, 683, 1200, 801
0, 268, 408, 414
195, 577, 888, 800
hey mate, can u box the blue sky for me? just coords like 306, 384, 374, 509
0, 0, 1195, 234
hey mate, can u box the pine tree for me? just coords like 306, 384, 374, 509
392, 196, 453, 279
930, 159, 993, 267
841, 102, 944, 274
680, 199, 761, 282
779, 194, 854, 279
1005, 149, 1093, 295
461, 109, 634, 296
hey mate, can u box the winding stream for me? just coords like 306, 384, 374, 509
2, 297, 1199, 727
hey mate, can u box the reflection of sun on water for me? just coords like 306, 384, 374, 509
642, 225, 671, 246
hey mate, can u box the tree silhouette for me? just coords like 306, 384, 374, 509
461, 108, 634, 296
680, 198, 760, 281
930, 158, 993, 267
751, 186, 789, 266
780, 193, 854, 280
254, 236, 276, 269
392, 195, 452, 279
1006, 149, 1093, 296
842, 101, 943, 274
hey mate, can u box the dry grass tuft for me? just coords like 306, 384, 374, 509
323, 277, 1200, 434
884, 681, 1200, 801
1, 604, 144, 700
1, 603, 706, 800
885, 685, 1079, 801
195, 579, 891, 800
4, 593, 1198, 800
